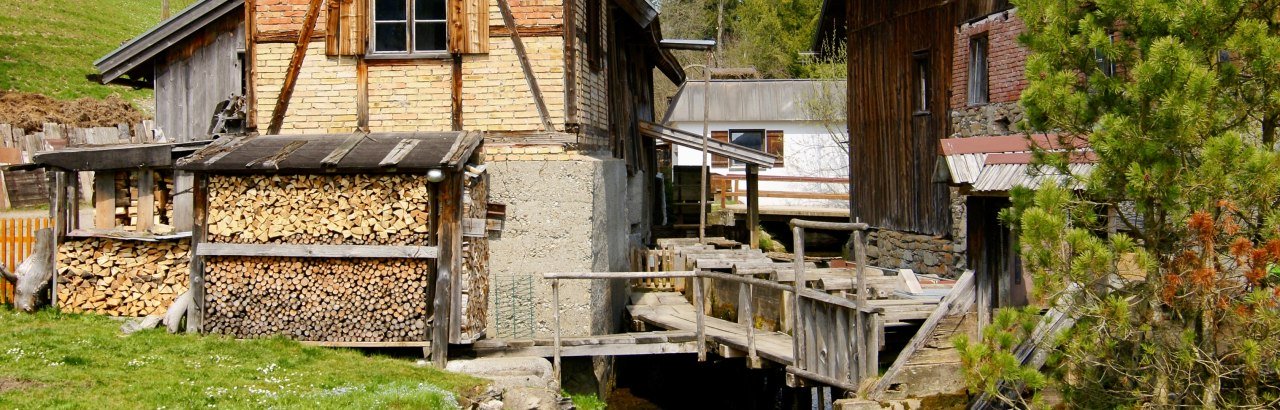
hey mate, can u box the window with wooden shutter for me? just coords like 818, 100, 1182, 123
766, 130, 784, 167
447, 0, 489, 54
711, 131, 729, 167
326, 0, 366, 56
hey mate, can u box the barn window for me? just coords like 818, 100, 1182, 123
730, 130, 765, 167
913, 51, 930, 114
372, 0, 447, 55
1094, 33, 1116, 77
968, 35, 988, 105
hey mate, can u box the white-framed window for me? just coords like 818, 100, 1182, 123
371, 0, 448, 56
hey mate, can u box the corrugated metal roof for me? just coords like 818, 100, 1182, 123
95, 0, 244, 84
662, 80, 843, 123
940, 134, 1094, 193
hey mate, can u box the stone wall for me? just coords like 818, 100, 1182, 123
485, 150, 631, 339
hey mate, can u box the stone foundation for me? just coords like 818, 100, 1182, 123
949, 101, 1026, 138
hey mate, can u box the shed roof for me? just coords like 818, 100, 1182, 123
33, 141, 211, 171
95, 0, 245, 85
176, 131, 482, 173
662, 80, 843, 124
938, 134, 1094, 194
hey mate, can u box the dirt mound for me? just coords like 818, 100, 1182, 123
0, 91, 150, 131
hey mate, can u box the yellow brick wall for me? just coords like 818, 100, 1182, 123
483, 144, 583, 162
462, 36, 567, 132
254, 42, 360, 134
367, 60, 453, 131
570, 0, 610, 149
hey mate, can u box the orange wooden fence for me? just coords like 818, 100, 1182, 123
1, 217, 51, 304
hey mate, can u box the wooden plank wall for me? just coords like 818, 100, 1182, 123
845, 0, 1011, 236
0, 217, 51, 304
156, 13, 245, 143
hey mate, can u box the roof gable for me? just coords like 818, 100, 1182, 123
95, 0, 245, 85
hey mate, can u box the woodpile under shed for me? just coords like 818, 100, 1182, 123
56, 238, 190, 316
204, 256, 431, 342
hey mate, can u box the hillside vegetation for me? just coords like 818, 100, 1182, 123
0, 0, 197, 103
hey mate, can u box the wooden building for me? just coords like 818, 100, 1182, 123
91, 0, 689, 360
818, 1, 1096, 322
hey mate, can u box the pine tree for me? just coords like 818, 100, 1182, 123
960, 0, 1280, 407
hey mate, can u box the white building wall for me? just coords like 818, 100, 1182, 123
668, 120, 849, 208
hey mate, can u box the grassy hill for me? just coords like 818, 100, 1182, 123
0, 0, 198, 103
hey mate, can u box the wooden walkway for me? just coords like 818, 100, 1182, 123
628, 291, 796, 366
472, 329, 699, 358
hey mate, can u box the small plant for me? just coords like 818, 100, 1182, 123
756, 227, 787, 253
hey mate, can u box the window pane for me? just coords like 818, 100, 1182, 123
730, 131, 764, 166
374, 0, 407, 21
375, 23, 408, 52
414, 22, 447, 51
415, 0, 446, 20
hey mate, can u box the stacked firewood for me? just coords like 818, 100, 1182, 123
206, 175, 433, 245
56, 238, 190, 316
203, 257, 431, 342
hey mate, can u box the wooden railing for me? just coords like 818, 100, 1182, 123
543, 219, 880, 392
712, 174, 849, 204
0, 217, 51, 304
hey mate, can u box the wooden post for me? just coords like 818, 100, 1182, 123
93, 171, 115, 229
431, 172, 463, 368
187, 175, 207, 333
67, 172, 80, 230
49, 171, 66, 309
791, 224, 805, 372
552, 278, 562, 388
266, 0, 325, 135
746, 164, 759, 249
853, 229, 871, 380
693, 268, 706, 362
745, 283, 760, 368
137, 169, 154, 232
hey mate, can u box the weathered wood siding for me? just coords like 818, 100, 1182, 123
155, 13, 245, 143
846, 0, 1012, 235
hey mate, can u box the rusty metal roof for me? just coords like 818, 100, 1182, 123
939, 134, 1094, 194
176, 131, 482, 173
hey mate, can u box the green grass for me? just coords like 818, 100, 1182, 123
568, 392, 607, 410
0, 309, 486, 408
0, 0, 199, 102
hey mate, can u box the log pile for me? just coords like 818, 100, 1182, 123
206, 175, 433, 245
56, 238, 190, 316
204, 257, 430, 341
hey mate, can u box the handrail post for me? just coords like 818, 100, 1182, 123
746, 283, 758, 367
694, 268, 706, 362
552, 278, 562, 389
791, 224, 805, 371
853, 229, 870, 381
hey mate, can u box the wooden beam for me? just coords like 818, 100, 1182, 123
197, 243, 440, 258
451, 55, 463, 131
136, 170, 154, 231
432, 172, 463, 367
266, 0, 325, 135
379, 139, 421, 167
245, 0, 258, 131
496, 0, 555, 132
356, 57, 369, 131
746, 165, 760, 249
868, 270, 975, 400
476, 341, 698, 358
299, 340, 432, 348
320, 131, 368, 166
720, 190, 849, 201
186, 175, 207, 333
93, 172, 116, 229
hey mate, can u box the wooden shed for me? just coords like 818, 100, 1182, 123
174, 131, 490, 363
33, 142, 209, 317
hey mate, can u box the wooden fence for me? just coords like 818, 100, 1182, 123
712, 174, 849, 204
0, 217, 51, 304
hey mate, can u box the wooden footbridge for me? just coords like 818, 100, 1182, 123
473, 219, 977, 397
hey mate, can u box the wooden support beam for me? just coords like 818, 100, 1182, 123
93, 172, 115, 229
320, 131, 368, 167
379, 139, 421, 167
187, 175, 207, 333
746, 164, 759, 249
432, 172, 463, 367
50, 171, 66, 309
496, 0, 555, 132
451, 55, 463, 131
67, 172, 80, 231
357, 57, 369, 131
136, 170, 154, 232
266, 0, 325, 135
245, 0, 258, 131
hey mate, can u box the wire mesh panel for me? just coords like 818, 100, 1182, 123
492, 272, 535, 339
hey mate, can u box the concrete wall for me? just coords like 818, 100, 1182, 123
485, 151, 631, 338
668, 120, 849, 208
